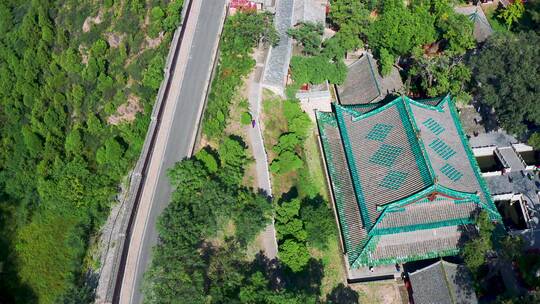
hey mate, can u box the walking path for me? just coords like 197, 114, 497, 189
261, 0, 294, 95
247, 48, 278, 259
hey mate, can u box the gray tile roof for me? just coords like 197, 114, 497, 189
337, 103, 431, 226
486, 171, 540, 206
468, 131, 518, 149
293, 0, 326, 25
472, 131, 540, 228
336, 53, 403, 105
375, 198, 478, 230
454, 5, 493, 43
409, 99, 492, 207
409, 260, 478, 304
372, 226, 465, 262
497, 147, 526, 171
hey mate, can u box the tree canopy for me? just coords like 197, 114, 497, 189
462, 211, 495, 278
499, 0, 525, 29
203, 11, 278, 139
367, 0, 437, 59
287, 22, 324, 56
0, 0, 182, 301
144, 144, 271, 302
471, 31, 540, 135
328, 0, 370, 51
374, 0, 474, 98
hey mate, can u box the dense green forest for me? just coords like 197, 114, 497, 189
0, 0, 182, 302
141, 143, 272, 302
292, 0, 539, 139
328, 0, 476, 100
471, 31, 540, 136
285, 0, 477, 102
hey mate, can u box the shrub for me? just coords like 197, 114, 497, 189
203, 11, 278, 139
240, 112, 252, 125
270, 151, 303, 174
529, 133, 540, 149
142, 56, 165, 90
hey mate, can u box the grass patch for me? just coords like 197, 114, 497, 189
261, 92, 298, 195
300, 130, 329, 200
261, 91, 287, 148
207, 219, 236, 248
222, 80, 259, 189
353, 281, 403, 304
302, 130, 344, 297
310, 234, 347, 298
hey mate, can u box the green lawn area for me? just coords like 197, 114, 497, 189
301, 130, 329, 200
303, 131, 347, 297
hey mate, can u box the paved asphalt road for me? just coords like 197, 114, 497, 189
128, 1, 226, 303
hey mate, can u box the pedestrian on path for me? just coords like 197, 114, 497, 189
251, 119, 256, 128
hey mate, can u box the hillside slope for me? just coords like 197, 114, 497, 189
0, 0, 182, 302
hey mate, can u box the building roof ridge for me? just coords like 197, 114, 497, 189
409, 259, 445, 276
334, 104, 373, 229
333, 96, 402, 122
400, 96, 438, 185
375, 184, 481, 213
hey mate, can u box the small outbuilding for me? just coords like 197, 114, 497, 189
336, 52, 403, 105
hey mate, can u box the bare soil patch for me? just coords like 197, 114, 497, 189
105, 32, 126, 48
82, 9, 104, 33
107, 94, 143, 125
124, 32, 165, 66
352, 281, 404, 304
79, 45, 89, 65
146, 32, 165, 49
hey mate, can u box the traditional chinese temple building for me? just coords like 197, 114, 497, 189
316, 95, 501, 274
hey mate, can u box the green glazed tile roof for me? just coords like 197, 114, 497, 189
429, 138, 457, 160
440, 164, 464, 181
379, 171, 408, 190
366, 123, 394, 142
369, 144, 403, 167
423, 118, 445, 135
315, 95, 501, 269
316, 111, 367, 263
